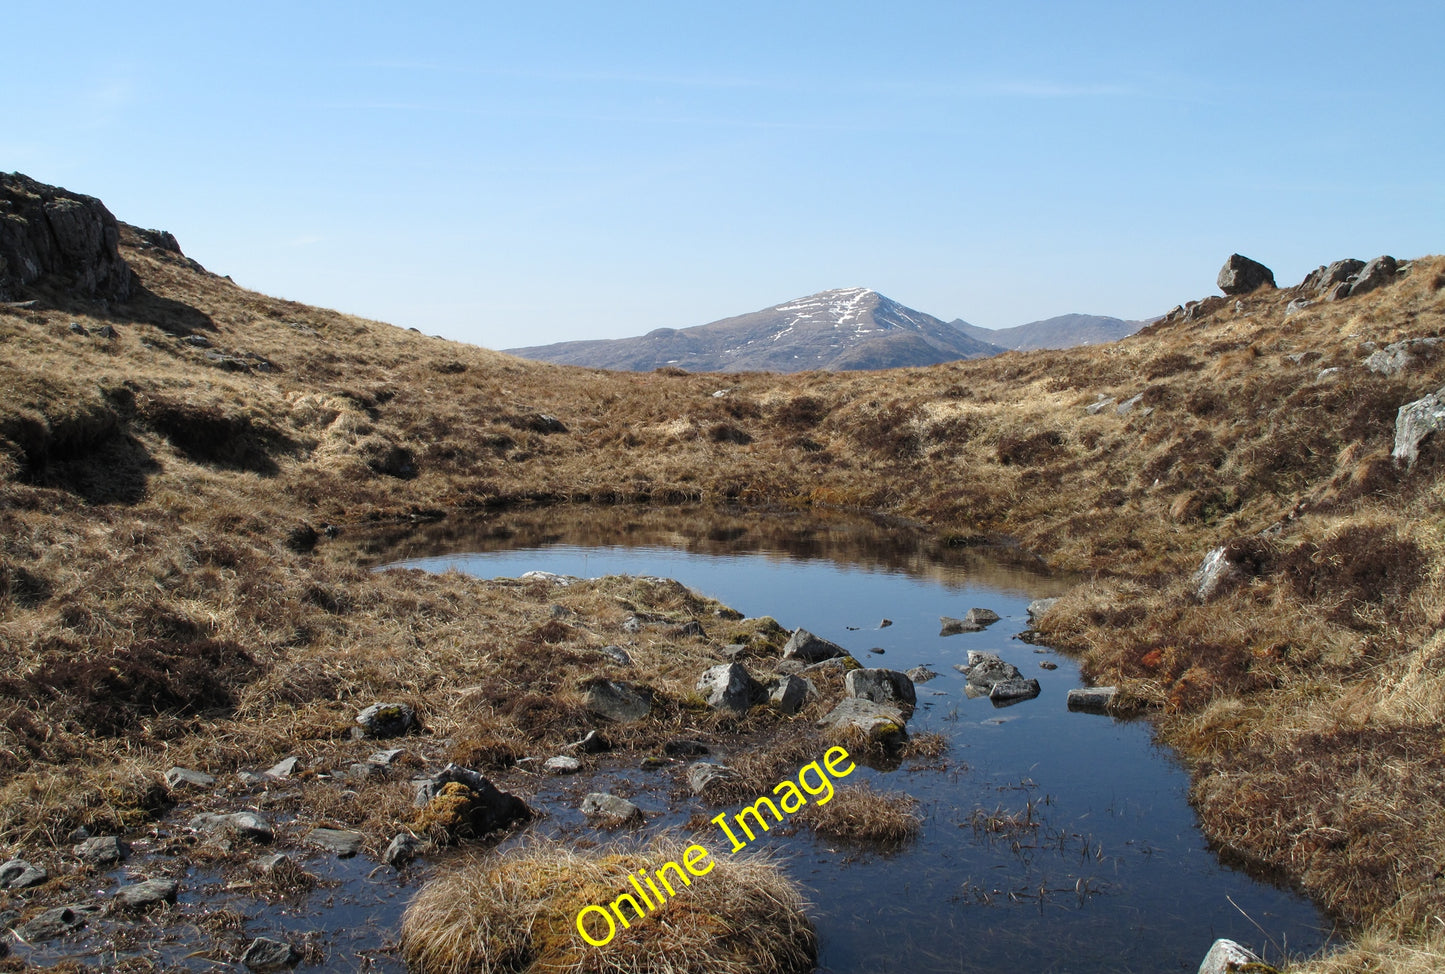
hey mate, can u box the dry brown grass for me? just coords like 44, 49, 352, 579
796, 782, 922, 844
2, 228, 1444, 969
400, 836, 817, 974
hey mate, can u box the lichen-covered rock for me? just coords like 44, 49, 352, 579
955, 651, 1022, 691
1393, 387, 1445, 468
696, 663, 763, 713
190, 811, 274, 843
412, 764, 530, 841
1367, 337, 1443, 376
817, 697, 909, 743
355, 702, 416, 738
989, 678, 1041, 703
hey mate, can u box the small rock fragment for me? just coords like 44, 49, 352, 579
580, 793, 643, 824
687, 762, 740, 797
355, 702, 416, 738
19, 905, 98, 941
164, 767, 215, 790
544, 755, 581, 775
663, 738, 709, 757
305, 828, 363, 858
113, 878, 179, 910
242, 936, 299, 972
264, 756, 300, 779
0, 859, 47, 890
384, 833, 421, 867
1197, 938, 1265, 974
1067, 687, 1118, 712
73, 835, 129, 866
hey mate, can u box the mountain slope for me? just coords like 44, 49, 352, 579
507, 287, 1005, 372
950, 312, 1149, 351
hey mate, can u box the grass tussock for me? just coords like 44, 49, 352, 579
796, 782, 922, 845
400, 836, 817, 974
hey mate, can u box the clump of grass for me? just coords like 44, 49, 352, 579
400, 836, 817, 974
797, 782, 921, 845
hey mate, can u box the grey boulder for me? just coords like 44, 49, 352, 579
1216, 254, 1275, 295
765, 674, 816, 714
956, 651, 1022, 691
304, 828, 364, 857
687, 762, 740, 797
1026, 598, 1060, 624
781, 628, 849, 663
581, 678, 653, 722
696, 663, 763, 713
844, 668, 917, 708
989, 678, 1042, 703
18, 904, 99, 941
73, 835, 129, 865
189, 811, 274, 843
817, 697, 909, 742
1348, 255, 1398, 297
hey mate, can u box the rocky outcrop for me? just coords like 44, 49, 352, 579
0, 172, 136, 303
1295, 255, 1401, 302
1216, 254, 1275, 295
1365, 337, 1441, 376
1393, 385, 1445, 467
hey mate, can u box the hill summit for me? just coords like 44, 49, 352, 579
506, 287, 1006, 372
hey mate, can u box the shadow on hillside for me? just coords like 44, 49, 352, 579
117, 283, 215, 334
24, 429, 158, 505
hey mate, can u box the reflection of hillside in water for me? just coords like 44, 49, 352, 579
346, 506, 1075, 597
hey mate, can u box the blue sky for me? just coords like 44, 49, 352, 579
7, 2, 1442, 347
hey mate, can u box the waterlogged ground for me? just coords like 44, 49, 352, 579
10, 509, 1329, 973
383, 509, 1330, 973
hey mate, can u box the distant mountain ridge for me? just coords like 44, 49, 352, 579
506, 290, 1149, 373
951, 313, 1149, 351
507, 288, 1005, 372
